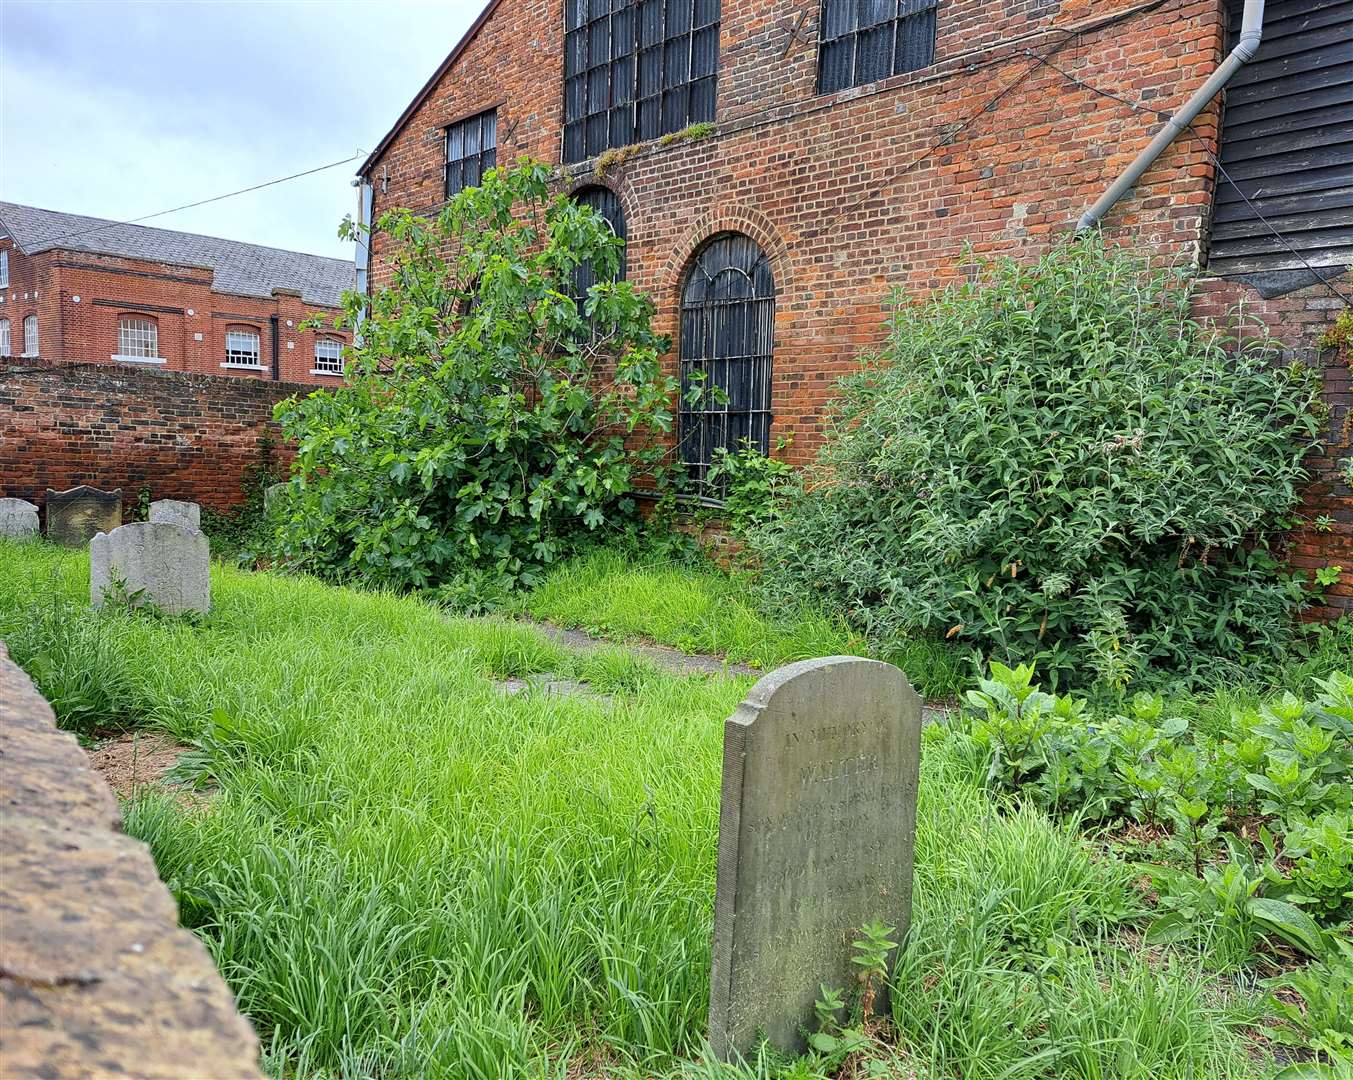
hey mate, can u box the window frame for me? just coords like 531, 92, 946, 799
569, 185, 628, 305
562, 0, 721, 165
0, 318, 9, 357
222, 325, 263, 369
311, 336, 344, 376
21, 314, 37, 357
0, 250, 8, 289
114, 315, 162, 363
817, 0, 940, 96
444, 108, 498, 199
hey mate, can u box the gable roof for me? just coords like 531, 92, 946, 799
0, 201, 353, 308
358, 0, 504, 178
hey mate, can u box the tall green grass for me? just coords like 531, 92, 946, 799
0, 539, 1268, 1078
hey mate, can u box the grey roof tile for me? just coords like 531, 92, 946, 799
0, 201, 352, 308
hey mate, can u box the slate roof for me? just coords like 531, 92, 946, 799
0, 201, 353, 308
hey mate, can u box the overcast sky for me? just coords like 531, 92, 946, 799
0, 0, 482, 259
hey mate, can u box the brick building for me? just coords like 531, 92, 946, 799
355, 0, 1350, 612
0, 202, 353, 386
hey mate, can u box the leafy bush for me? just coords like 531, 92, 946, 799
751, 238, 1323, 686
269, 160, 676, 592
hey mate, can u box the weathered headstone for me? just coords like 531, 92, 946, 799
45, 486, 122, 548
708, 656, 922, 1061
148, 499, 201, 533
0, 498, 39, 538
90, 522, 210, 615
263, 482, 288, 515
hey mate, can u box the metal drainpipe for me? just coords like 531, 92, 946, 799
1076, 0, 1265, 232
270, 314, 280, 380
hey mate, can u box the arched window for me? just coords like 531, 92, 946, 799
313, 337, 344, 376
22, 315, 38, 357
571, 185, 627, 303
117, 315, 158, 360
678, 232, 775, 495
224, 326, 261, 368
0, 318, 9, 358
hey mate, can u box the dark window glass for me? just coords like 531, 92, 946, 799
570, 185, 627, 306
444, 109, 498, 198
563, 0, 720, 164
817, 0, 938, 94
678, 233, 775, 497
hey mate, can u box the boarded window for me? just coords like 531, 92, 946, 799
445, 109, 498, 198
1209, 0, 1353, 288
563, 0, 720, 164
678, 233, 775, 496
818, 0, 939, 95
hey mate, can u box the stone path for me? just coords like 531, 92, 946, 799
500, 620, 957, 723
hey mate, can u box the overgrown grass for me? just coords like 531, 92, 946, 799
0, 538, 1273, 1078
517, 547, 969, 699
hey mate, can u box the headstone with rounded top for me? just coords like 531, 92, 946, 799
90, 522, 210, 615
0, 498, 39, 538
45, 486, 122, 548
708, 656, 922, 1061
148, 499, 201, 533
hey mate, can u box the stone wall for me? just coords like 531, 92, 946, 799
0, 644, 263, 1078
0, 357, 300, 513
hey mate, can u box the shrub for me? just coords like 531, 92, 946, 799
750, 238, 1323, 686
269, 160, 676, 592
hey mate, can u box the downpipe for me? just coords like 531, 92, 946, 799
1076, 0, 1264, 231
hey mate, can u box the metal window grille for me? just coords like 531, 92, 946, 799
818, 0, 939, 95
0, 250, 8, 289
563, 0, 720, 164
0, 319, 8, 357
314, 337, 344, 374
570, 185, 627, 302
445, 109, 498, 198
678, 232, 775, 496
225, 328, 261, 366
22, 315, 37, 356
118, 316, 158, 358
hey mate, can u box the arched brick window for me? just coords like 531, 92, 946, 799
571, 185, 627, 303
313, 337, 344, 376
678, 232, 775, 495
224, 326, 262, 368
0, 318, 9, 358
22, 315, 38, 357
117, 315, 158, 360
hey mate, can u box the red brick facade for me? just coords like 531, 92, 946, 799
358, 0, 1351, 615
0, 240, 347, 388
0, 358, 297, 516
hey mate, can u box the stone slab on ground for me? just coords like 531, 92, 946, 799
148, 498, 202, 532
91, 521, 211, 615
0, 643, 262, 1079
708, 656, 923, 1060
45, 485, 122, 547
0, 497, 39, 538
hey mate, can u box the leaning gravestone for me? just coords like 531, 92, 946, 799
708, 656, 922, 1061
148, 499, 201, 533
45, 486, 122, 547
0, 498, 39, 538
90, 522, 210, 615
263, 482, 288, 515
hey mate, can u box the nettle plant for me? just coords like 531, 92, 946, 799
271, 160, 676, 594
751, 237, 1323, 687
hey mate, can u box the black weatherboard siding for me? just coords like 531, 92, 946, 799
1209, 0, 1353, 285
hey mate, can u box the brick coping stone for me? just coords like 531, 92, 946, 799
0, 643, 263, 1079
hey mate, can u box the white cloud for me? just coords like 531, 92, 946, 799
0, 0, 483, 258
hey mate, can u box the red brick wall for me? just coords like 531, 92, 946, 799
0, 358, 301, 515
362, 0, 1350, 615
0, 238, 347, 388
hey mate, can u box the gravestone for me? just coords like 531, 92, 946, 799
45, 486, 122, 548
263, 482, 288, 515
90, 522, 210, 615
708, 656, 922, 1061
0, 498, 39, 538
148, 499, 201, 533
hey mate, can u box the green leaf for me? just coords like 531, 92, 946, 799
1246, 897, 1325, 957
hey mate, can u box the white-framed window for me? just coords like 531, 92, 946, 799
224, 327, 261, 367
0, 319, 9, 357
312, 337, 343, 375
0, 250, 9, 289
116, 316, 159, 360
22, 315, 37, 356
